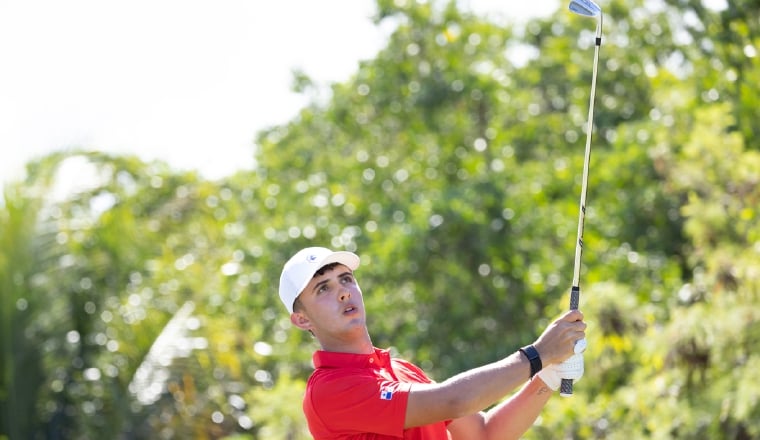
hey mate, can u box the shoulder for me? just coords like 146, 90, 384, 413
304, 365, 412, 438
307, 366, 380, 398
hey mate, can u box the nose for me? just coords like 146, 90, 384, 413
338, 287, 351, 302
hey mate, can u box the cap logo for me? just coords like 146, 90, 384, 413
307, 254, 318, 262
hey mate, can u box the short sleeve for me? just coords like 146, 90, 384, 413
305, 371, 413, 437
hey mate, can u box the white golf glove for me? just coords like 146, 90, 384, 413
536, 352, 585, 391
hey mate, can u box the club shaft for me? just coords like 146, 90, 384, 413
561, 15, 601, 398
571, 42, 599, 290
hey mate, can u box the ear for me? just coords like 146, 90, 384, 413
290, 311, 312, 331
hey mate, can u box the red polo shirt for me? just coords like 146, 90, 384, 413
303, 347, 450, 439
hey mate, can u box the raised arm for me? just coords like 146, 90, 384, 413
404, 310, 586, 429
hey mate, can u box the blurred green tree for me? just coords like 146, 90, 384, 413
2, 0, 760, 438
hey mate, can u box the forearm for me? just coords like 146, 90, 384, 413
410, 310, 585, 429
482, 376, 553, 440
443, 351, 532, 414
406, 351, 532, 427
445, 375, 554, 440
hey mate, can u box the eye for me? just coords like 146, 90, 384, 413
341, 274, 354, 284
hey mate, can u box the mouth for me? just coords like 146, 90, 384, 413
343, 306, 357, 315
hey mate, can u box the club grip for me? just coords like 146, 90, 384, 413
569, 285, 580, 311
560, 378, 574, 396
561, 286, 581, 397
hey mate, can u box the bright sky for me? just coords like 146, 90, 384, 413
0, 0, 558, 188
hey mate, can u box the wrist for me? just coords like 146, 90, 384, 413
518, 345, 543, 378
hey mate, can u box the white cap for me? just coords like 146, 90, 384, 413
278, 247, 360, 313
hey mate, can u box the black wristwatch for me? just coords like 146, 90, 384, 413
519, 345, 543, 378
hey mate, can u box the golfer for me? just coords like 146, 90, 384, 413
279, 246, 586, 439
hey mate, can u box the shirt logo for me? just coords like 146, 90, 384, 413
380, 387, 393, 400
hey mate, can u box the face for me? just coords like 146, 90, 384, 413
290, 264, 367, 341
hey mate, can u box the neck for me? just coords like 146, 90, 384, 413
317, 329, 374, 354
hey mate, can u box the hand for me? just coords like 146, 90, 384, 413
533, 310, 587, 365
536, 352, 585, 391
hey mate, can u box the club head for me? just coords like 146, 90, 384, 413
569, 0, 601, 17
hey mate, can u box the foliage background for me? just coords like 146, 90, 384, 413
2, 0, 759, 438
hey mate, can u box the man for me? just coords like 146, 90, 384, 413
279, 246, 586, 439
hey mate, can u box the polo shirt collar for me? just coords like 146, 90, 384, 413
313, 347, 391, 369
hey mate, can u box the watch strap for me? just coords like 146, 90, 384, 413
519, 345, 543, 378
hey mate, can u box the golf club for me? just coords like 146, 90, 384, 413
561, 0, 603, 398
